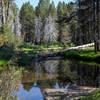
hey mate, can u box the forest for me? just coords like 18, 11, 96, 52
0, 0, 99, 48
0, 0, 100, 100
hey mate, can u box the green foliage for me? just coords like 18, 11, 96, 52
36, 0, 50, 19
0, 47, 14, 65
16, 52, 34, 65
49, 1, 57, 18
62, 50, 80, 59
57, 2, 77, 45
57, 2, 64, 21
12, 3, 18, 20
20, 2, 35, 26
62, 49, 100, 63
0, 25, 21, 48
20, 2, 35, 42
81, 90, 100, 100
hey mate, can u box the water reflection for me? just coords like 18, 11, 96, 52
15, 85, 43, 100
0, 67, 21, 100
1, 59, 100, 100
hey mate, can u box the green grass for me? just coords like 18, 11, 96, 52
0, 66, 7, 70
81, 90, 100, 100
61, 49, 100, 63
16, 42, 70, 50
0, 59, 9, 65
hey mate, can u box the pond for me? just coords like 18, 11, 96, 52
0, 58, 100, 100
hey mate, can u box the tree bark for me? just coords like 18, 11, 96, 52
6, 1, 11, 23
1, 0, 6, 24
96, 0, 100, 51
93, 0, 98, 53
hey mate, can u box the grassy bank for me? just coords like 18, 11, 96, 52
61, 49, 100, 63
16, 42, 71, 51
0, 43, 99, 66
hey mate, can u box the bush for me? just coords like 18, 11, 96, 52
81, 90, 100, 100
0, 25, 21, 48
62, 50, 80, 59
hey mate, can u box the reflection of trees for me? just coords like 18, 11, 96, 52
57, 59, 100, 88
34, 60, 59, 80
34, 60, 59, 88
22, 60, 59, 90
44, 60, 59, 74
57, 60, 78, 87
73, 63, 100, 87
0, 67, 22, 100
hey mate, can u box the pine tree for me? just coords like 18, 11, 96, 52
48, 1, 57, 18
19, 2, 35, 42
77, 0, 100, 52
57, 2, 71, 45
57, 2, 64, 22
36, 0, 50, 20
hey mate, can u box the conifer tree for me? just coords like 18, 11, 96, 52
19, 2, 35, 42
36, 0, 50, 20
48, 1, 57, 18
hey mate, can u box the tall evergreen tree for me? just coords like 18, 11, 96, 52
48, 1, 57, 18
57, 2, 71, 45
36, 0, 50, 20
19, 2, 35, 42
77, 0, 100, 52
57, 2, 64, 21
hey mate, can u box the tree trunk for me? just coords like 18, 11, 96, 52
93, 0, 98, 53
6, 1, 11, 23
96, 0, 100, 51
1, 0, 6, 24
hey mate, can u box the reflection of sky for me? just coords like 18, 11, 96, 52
14, 82, 77, 100
54, 82, 70, 90
15, 85, 44, 100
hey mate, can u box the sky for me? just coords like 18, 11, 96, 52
15, 0, 74, 9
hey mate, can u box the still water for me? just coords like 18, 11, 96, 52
0, 58, 100, 100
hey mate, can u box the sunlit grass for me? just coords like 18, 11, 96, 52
0, 59, 8, 65
16, 42, 70, 51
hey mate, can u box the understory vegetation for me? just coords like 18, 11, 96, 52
81, 90, 100, 100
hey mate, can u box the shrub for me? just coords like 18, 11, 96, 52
0, 25, 21, 48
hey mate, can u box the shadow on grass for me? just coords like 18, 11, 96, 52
61, 49, 100, 64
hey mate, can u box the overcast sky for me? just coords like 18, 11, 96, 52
15, 0, 74, 9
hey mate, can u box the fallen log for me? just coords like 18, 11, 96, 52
42, 86, 97, 100
35, 43, 94, 58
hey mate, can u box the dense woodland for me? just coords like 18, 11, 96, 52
0, 1, 100, 99
0, 0, 100, 52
